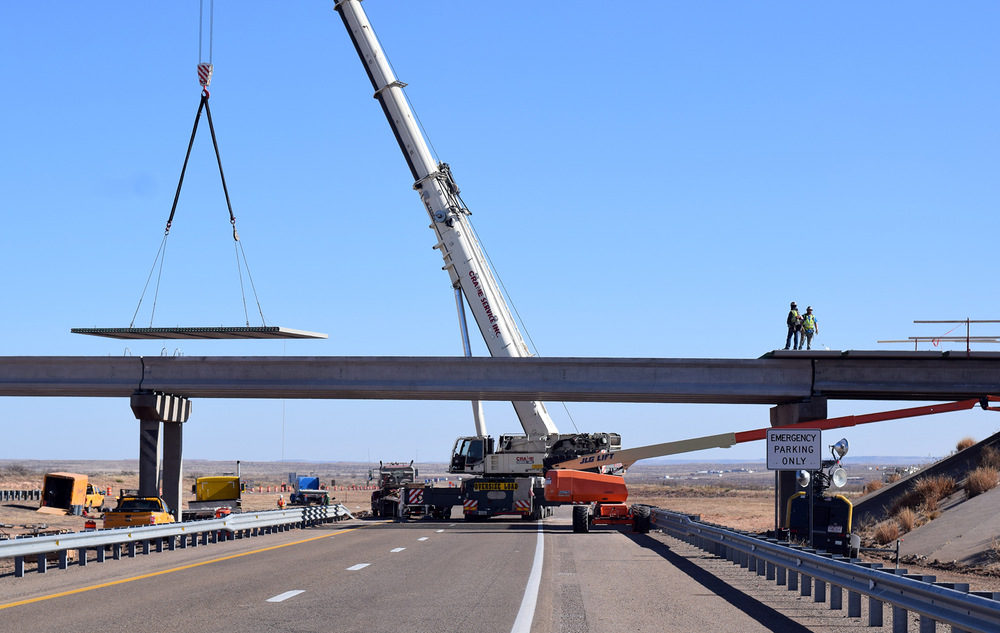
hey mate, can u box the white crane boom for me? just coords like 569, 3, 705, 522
334, 0, 558, 440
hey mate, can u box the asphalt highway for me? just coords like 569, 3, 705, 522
0, 508, 880, 632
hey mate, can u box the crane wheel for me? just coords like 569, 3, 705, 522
572, 505, 590, 533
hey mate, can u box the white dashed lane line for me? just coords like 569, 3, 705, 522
346, 563, 371, 571
391, 548, 405, 553
267, 590, 305, 603
418, 537, 429, 541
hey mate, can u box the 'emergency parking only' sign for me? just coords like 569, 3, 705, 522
766, 429, 822, 470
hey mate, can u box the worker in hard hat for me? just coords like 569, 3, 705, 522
798, 306, 819, 350
277, 495, 286, 510
784, 301, 801, 350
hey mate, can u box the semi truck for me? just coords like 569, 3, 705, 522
335, 1, 621, 521
185, 475, 242, 520
370, 461, 462, 520
288, 475, 330, 506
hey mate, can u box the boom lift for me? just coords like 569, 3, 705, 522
334, 1, 619, 520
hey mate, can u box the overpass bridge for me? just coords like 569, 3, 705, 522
3, 350, 999, 525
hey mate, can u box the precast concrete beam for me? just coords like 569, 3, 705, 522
1, 354, 999, 403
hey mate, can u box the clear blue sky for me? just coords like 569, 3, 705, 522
1, 2, 997, 464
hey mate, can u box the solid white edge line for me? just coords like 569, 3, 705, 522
267, 590, 305, 603
510, 522, 544, 633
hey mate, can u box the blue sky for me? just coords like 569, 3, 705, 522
1, 2, 997, 464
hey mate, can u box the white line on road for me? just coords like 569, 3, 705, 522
267, 590, 305, 603
346, 563, 371, 571
436, 529, 444, 533
418, 537, 429, 541
510, 523, 544, 633
391, 547, 405, 553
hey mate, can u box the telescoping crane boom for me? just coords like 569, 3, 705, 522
334, 1, 619, 486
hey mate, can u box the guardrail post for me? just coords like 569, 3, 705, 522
96, 546, 105, 562
142, 540, 150, 555
112, 544, 122, 560
58, 550, 68, 570
788, 569, 798, 592
868, 595, 884, 627
38, 553, 47, 574
830, 583, 842, 610
800, 574, 811, 597
814, 577, 826, 603
891, 605, 907, 633
776, 564, 786, 586
78, 548, 88, 567
766, 561, 775, 581
848, 589, 861, 617
14, 555, 24, 578
126, 542, 136, 558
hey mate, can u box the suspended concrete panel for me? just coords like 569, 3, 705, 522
70, 326, 328, 340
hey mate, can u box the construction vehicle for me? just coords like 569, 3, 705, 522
185, 475, 242, 520
103, 490, 175, 528
370, 461, 462, 520
335, 0, 620, 521
38, 473, 105, 516
288, 475, 330, 506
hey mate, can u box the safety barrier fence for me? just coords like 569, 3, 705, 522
0, 489, 40, 502
0, 504, 353, 578
651, 508, 1000, 633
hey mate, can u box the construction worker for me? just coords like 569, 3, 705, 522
784, 302, 801, 350
799, 306, 819, 350
277, 494, 286, 510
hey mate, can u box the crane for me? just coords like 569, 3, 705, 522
334, 0, 619, 483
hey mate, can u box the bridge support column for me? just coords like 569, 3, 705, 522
770, 397, 827, 529
130, 391, 191, 521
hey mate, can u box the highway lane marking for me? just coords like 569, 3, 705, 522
391, 548, 405, 553
267, 590, 305, 603
510, 522, 544, 633
418, 537, 429, 541
436, 529, 444, 533
0, 523, 375, 611
346, 563, 370, 571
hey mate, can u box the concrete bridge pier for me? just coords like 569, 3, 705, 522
130, 391, 192, 521
771, 397, 828, 530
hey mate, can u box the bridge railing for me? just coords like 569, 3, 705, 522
652, 508, 1000, 633
0, 504, 353, 578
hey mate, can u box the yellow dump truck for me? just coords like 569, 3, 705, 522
38, 473, 104, 516
103, 491, 175, 528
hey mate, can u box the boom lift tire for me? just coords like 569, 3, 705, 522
632, 504, 651, 534
572, 505, 590, 533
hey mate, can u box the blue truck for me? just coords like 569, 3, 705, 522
288, 475, 330, 506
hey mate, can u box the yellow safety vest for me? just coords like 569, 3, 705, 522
802, 314, 816, 332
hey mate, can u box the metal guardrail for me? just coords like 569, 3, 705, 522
0, 489, 40, 502
652, 508, 1000, 633
1, 504, 353, 578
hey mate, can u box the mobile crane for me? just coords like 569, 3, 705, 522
334, 1, 620, 520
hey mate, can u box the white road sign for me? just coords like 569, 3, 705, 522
766, 428, 822, 470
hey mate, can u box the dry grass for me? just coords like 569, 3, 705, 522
861, 479, 884, 495
956, 436, 977, 452
874, 520, 900, 545
964, 467, 999, 499
895, 507, 917, 532
890, 474, 956, 515
979, 445, 1000, 471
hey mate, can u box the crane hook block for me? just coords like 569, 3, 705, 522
198, 63, 214, 88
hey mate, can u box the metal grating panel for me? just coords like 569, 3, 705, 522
71, 326, 328, 340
